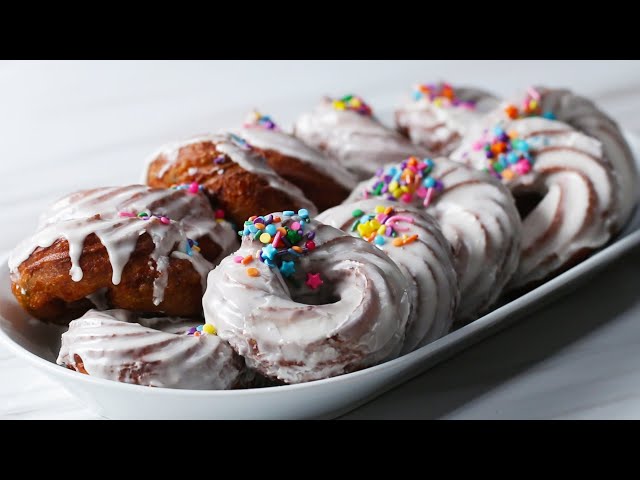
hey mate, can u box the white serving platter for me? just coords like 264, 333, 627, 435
0, 130, 638, 420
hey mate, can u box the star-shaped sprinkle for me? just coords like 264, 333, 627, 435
261, 244, 277, 261
279, 260, 296, 277
305, 272, 323, 290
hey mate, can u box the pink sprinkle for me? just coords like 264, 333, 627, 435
423, 187, 434, 208
188, 182, 200, 194
515, 160, 532, 174
290, 221, 301, 231
386, 215, 414, 231
416, 186, 428, 198
376, 213, 388, 224
527, 86, 540, 100
119, 211, 135, 218
233, 255, 243, 264
400, 193, 413, 203
272, 231, 282, 248
363, 191, 370, 199
472, 141, 484, 151
160, 216, 170, 225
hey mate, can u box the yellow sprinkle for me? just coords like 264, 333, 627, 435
259, 232, 272, 243
375, 205, 385, 214
529, 99, 538, 110
389, 181, 399, 191
357, 224, 370, 236
203, 324, 217, 335
333, 100, 346, 110
193, 246, 201, 253
400, 186, 409, 193
377, 225, 386, 235
392, 189, 403, 199
370, 219, 381, 229
247, 267, 259, 277
434, 98, 443, 107
351, 98, 362, 107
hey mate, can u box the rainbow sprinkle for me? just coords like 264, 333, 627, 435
331, 94, 372, 116
172, 182, 204, 195
504, 87, 556, 120
472, 126, 533, 180
244, 111, 278, 130
238, 209, 320, 286
412, 82, 476, 110
229, 133, 252, 150
351, 205, 418, 247
364, 156, 443, 208
185, 238, 201, 257
187, 323, 216, 336
119, 210, 172, 225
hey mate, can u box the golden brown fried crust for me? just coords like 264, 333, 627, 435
11, 233, 220, 324
254, 148, 350, 211
146, 141, 314, 226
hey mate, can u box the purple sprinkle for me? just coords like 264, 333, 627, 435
254, 217, 264, 225
214, 155, 225, 164
306, 231, 316, 240
382, 185, 389, 194
264, 214, 273, 224
188, 327, 197, 335
375, 167, 383, 177
386, 226, 393, 236
386, 194, 396, 201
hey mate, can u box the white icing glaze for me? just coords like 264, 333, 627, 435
395, 84, 499, 155
143, 132, 317, 216
317, 199, 459, 353
293, 97, 429, 180
203, 213, 410, 384
9, 185, 237, 306
56, 309, 244, 390
235, 125, 357, 190
524, 87, 638, 229
452, 116, 616, 289
347, 158, 522, 322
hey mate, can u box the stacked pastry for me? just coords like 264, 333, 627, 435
8, 86, 637, 389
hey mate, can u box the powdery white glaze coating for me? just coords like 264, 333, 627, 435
293, 97, 429, 180
203, 212, 410, 384
57, 309, 245, 390
347, 158, 522, 322
236, 114, 357, 190
395, 83, 499, 156
143, 132, 317, 216
9, 185, 236, 305
452, 116, 617, 289
317, 199, 458, 353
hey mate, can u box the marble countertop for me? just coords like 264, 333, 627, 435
1, 60, 639, 419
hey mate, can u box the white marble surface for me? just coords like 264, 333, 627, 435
1, 60, 639, 419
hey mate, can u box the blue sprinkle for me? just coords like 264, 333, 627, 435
374, 236, 385, 245
507, 152, 519, 164
542, 111, 556, 120
298, 209, 309, 218
265, 224, 277, 235
423, 177, 436, 188
283, 210, 295, 217
196, 325, 204, 332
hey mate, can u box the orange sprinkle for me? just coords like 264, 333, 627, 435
508, 130, 519, 139
194, 331, 201, 337
407, 156, 418, 166
501, 169, 515, 180
392, 238, 404, 247
384, 206, 393, 215
504, 104, 518, 119
491, 142, 506, 154
254, 223, 265, 230
277, 227, 287, 235
403, 234, 419, 245
292, 246, 303, 253
249, 216, 257, 221
241, 255, 254, 265
273, 216, 281, 223
246, 267, 259, 277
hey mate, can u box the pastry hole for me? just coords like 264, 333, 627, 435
290, 282, 341, 306
514, 191, 545, 220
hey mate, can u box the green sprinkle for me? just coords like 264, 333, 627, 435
352, 209, 364, 218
